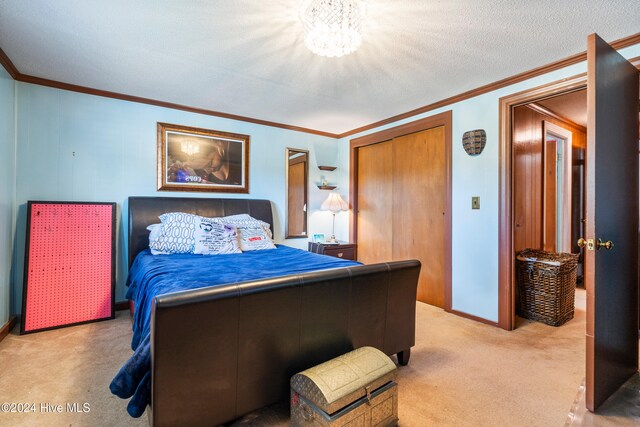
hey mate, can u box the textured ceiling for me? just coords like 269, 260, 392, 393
0, 0, 638, 135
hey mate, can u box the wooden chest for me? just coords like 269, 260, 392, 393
290, 347, 398, 427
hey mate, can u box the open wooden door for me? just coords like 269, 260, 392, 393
585, 33, 639, 411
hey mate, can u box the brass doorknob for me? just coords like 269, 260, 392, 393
596, 239, 614, 250
578, 237, 595, 250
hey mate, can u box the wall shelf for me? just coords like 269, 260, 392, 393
317, 185, 337, 190
318, 166, 337, 171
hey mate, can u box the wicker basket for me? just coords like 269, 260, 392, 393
462, 129, 487, 155
516, 249, 579, 326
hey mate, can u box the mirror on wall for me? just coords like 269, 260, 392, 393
286, 148, 309, 238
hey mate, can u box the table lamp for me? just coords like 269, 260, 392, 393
321, 192, 349, 243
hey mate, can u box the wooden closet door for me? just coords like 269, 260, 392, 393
357, 141, 393, 264
392, 127, 446, 307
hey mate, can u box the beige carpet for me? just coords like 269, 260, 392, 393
0, 314, 147, 427
0, 289, 637, 426
397, 293, 587, 426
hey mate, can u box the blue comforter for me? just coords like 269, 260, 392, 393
109, 245, 360, 417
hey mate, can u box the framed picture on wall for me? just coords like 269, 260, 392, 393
157, 122, 250, 193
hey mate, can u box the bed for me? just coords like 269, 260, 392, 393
111, 196, 420, 426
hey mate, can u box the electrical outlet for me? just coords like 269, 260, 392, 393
472, 196, 480, 209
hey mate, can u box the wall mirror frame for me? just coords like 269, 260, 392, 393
285, 148, 309, 238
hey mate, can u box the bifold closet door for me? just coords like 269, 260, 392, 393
356, 126, 446, 308
393, 127, 446, 307
357, 141, 393, 264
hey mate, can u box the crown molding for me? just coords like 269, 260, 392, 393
336, 31, 640, 138
1, 32, 639, 140
15, 74, 340, 138
0, 46, 19, 79
0, 45, 338, 138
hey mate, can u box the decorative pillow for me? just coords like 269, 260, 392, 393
234, 225, 276, 251
155, 211, 275, 253
193, 219, 241, 255
153, 212, 200, 254
147, 224, 171, 255
222, 214, 274, 240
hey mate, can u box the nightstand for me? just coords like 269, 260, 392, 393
308, 242, 357, 261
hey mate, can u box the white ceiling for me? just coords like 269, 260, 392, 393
0, 0, 638, 135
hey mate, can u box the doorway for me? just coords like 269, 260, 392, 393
512, 90, 587, 291
499, 36, 639, 413
497, 73, 589, 331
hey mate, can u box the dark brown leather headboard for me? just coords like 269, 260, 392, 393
128, 197, 274, 267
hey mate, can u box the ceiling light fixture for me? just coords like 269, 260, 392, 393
301, 0, 366, 58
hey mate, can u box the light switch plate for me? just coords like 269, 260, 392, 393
472, 196, 480, 209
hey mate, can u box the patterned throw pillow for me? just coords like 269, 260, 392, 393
152, 212, 200, 254
193, 219, 241, 255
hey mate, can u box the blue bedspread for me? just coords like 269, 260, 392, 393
109, 245, 360, 417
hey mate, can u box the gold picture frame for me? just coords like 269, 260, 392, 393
157, 122, 249, 193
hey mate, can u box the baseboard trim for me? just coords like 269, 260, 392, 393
115, 300, 130, 311
0, 316, 17, 343
0, 303, 128, 340
446, 308, 499, 328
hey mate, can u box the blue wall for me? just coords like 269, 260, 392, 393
12, 83, 344, 313
0, 67, 15, 326
11, 42, 639, 323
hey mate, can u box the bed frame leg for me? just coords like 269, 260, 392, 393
397, 349, 411, 366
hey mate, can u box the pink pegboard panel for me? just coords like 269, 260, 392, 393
21, 201, 116, 334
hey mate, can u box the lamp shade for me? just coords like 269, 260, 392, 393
321, 192, 349, 213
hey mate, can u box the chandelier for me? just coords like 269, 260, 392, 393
301, 0, 366, 58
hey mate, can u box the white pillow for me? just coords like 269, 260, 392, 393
193, 219, 241, 255
147, 224, 171, 255
234, 224, 276, 251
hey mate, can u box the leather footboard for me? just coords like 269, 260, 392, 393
149, 260, 420, 427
